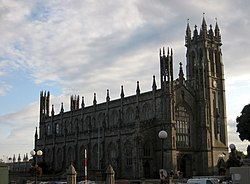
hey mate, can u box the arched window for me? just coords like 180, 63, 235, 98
143, 142, 151, 157
199, 48, 203, 63
107, 142, 117, 169
55, 148, 63, 171
176, 105, 191, 148
142, 103, 151, 120
110, 110, 118, 127
74, 118, 78, 132
45, 148, 53, 164
47, 124, 52, 135
125, 107, 135, 123
98, 112, 105, 128
209, 49, 215, 75
190, 51, 196, 77
67, 147, 75, 166
124, 141, 133, 167
85, 116, 91, 130
92, 144, 98, 169
68, 122, 72, 133
55, 123, 60, 134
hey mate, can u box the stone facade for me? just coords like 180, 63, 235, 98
36, 17, 228, 179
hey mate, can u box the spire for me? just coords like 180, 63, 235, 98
35, 126, 38, 141
209, 24, 214, 39
178, 62, 185, 84
120, 85, 124, 98
77, 95, 79, 109
70, 95, 73, 110
18, 154, 21, 162
51, 104, 54, 116
13, 154, 16, 163
93, 93, 97, 105
152, 75, 157, 91
40, 91, 45, 119
185, 18, 191, 45
60, 102, 64, 113
136, 81, 140, 95
81, 96, 85, 108
25, 153, 28, 161
215, 18, 221, 43
193, 25, 198, 39
46, 91, 50, 116
202, 13, 207, 30
106, 89, 110, 102
23, 153, 28, 162
201, 13, 207, 38
163, 47, 165, 56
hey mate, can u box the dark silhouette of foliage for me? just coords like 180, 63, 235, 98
236, 103, 250, 141
30, 165, 43, 176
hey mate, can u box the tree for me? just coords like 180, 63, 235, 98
236, 103, 250, 141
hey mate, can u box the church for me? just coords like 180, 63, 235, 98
36, 17, 228, 179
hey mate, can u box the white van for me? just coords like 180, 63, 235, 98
187, 178, 219, 184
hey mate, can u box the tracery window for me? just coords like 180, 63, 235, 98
68, 122, 72, 134
143, 142, 151, 157
107, 142, 117, 169
55, 148, 63, 170
124, 141, 133, 167
98, 112, 105, 128
92, 144, 98, 169
110, 110, 118, 127
176, 106, 191, 148
47, 124, 52, 135
85, 116, 91, 130
125, 107, 135, 124
142, 103, 151, 120
55, 123, 60, 134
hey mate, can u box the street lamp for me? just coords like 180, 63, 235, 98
158, 130, 168, 169
229, 144, 236, 150
229, 144, 236, 157
30, 149, 43, 184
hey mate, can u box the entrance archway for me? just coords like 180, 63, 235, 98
178, 154, 192, 178
143, 161, 151, 178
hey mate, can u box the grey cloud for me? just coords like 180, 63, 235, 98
1, 0, 250, 158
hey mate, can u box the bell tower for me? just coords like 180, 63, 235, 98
40, 91, 50, 121
185, 16, 228, 173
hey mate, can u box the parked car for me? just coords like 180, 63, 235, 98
78, 180, 96, 184
187, 178, 219, 184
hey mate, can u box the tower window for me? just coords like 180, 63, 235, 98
47, 124, 52, 135
55, 123, 60, 134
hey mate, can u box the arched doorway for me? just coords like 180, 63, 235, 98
178, 154, 192, 178
143, 161, 151, 178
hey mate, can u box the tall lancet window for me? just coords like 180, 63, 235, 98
176, 105, 191, 148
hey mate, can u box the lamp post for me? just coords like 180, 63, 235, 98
229, 144, 236, 151
158, 130, 168, 169
30, 149, 43, 184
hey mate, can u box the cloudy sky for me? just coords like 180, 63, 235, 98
0, 0, 250, 161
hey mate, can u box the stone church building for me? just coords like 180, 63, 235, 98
36, 17, 228, 179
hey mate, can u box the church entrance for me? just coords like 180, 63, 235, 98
178, 154, 192, 178
143, 161, 151, 178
